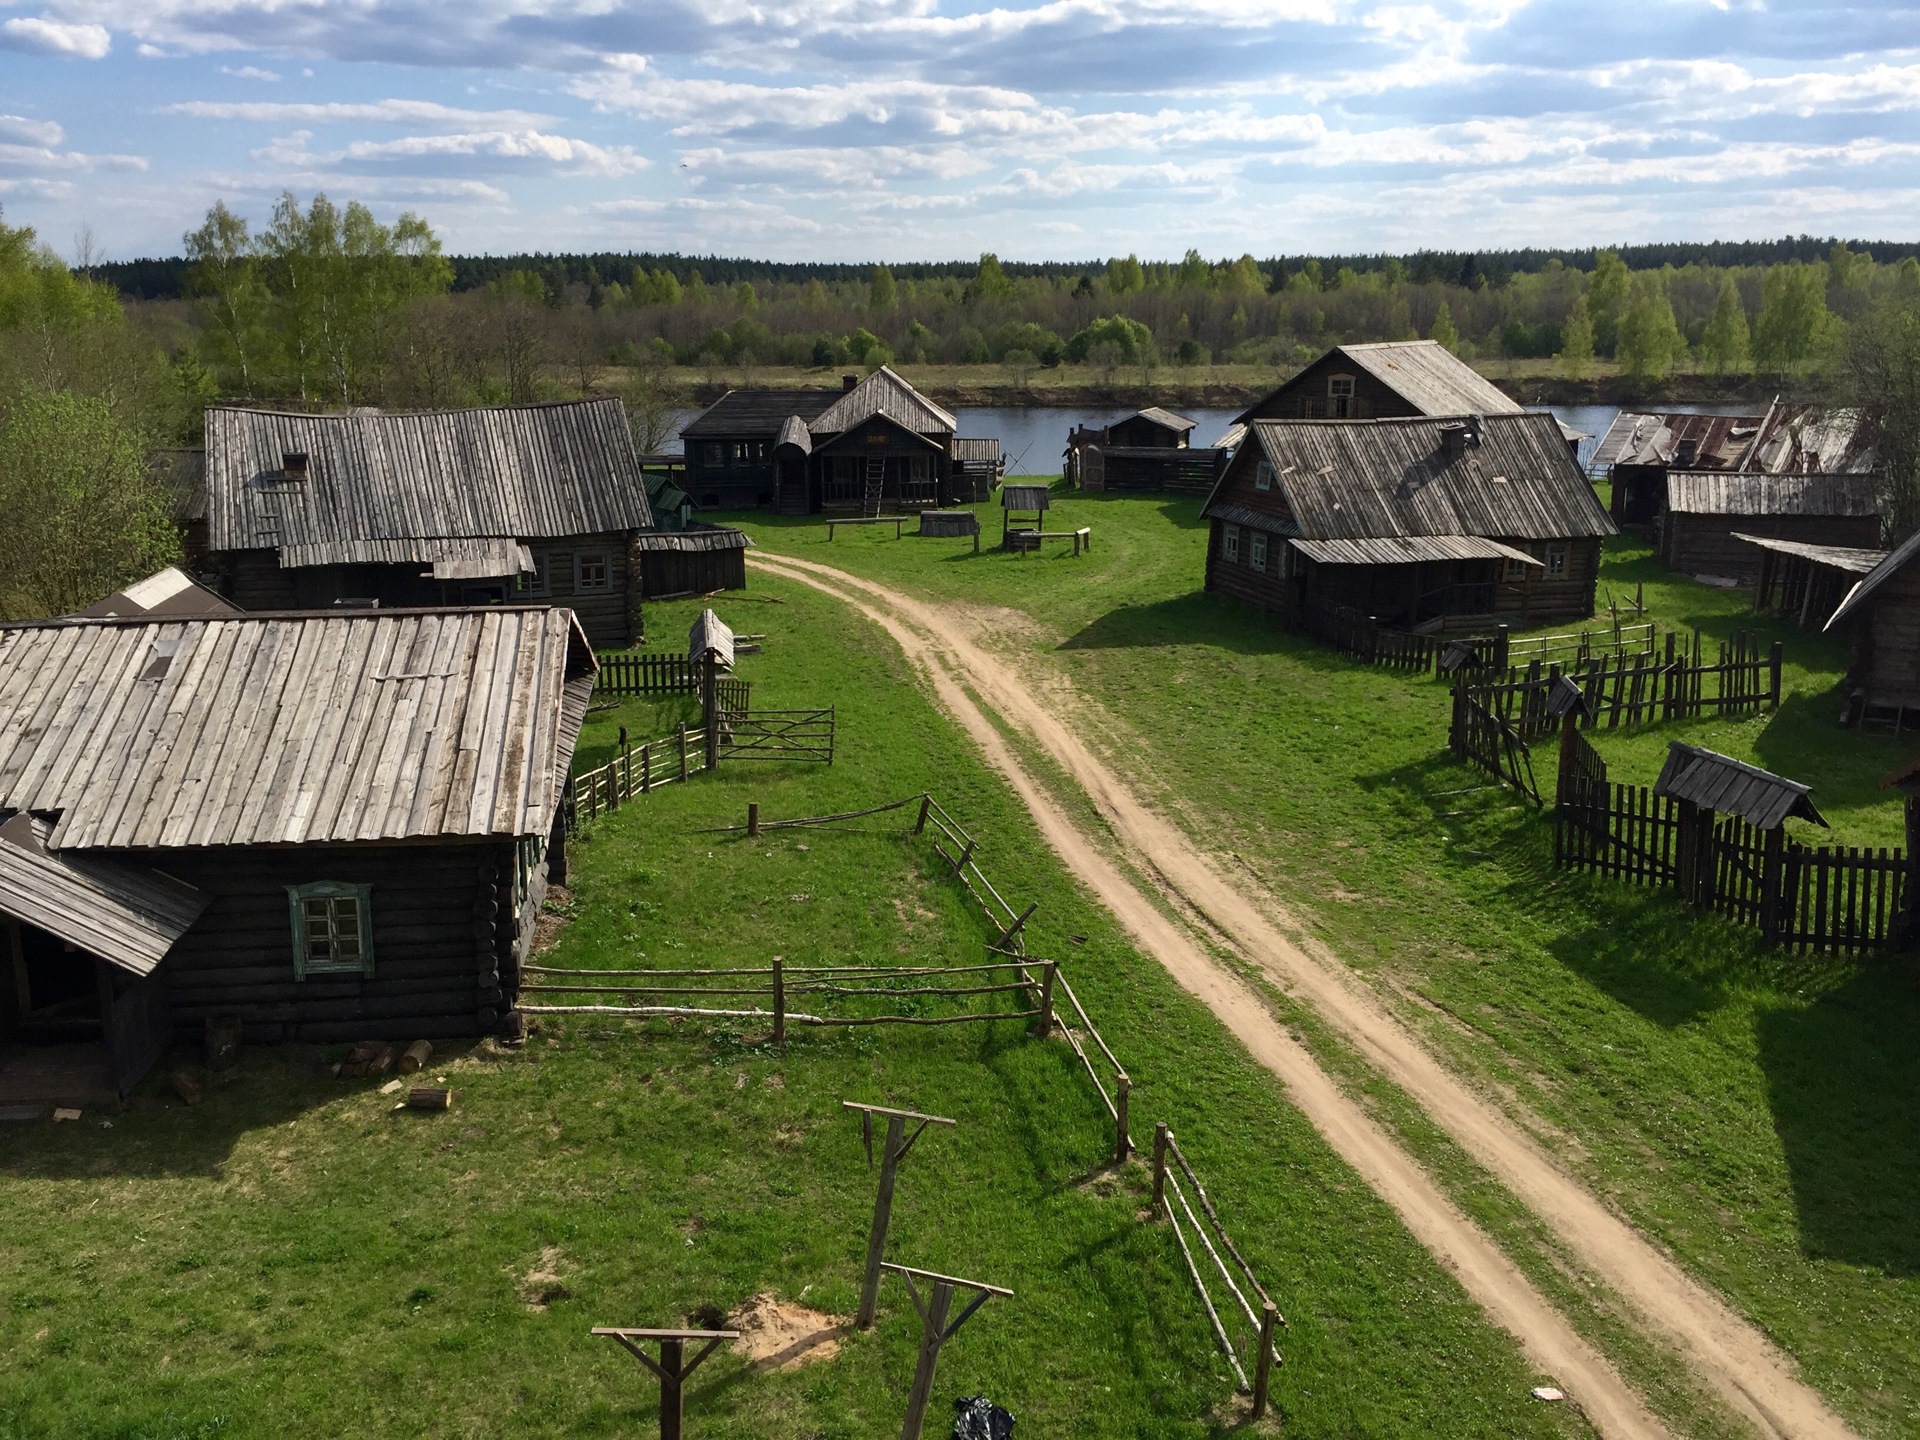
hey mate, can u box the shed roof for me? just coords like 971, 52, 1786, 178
0, 607, 594, 851
1289, 535, 1542, 567
1209, 412, 1614, 543
1591, 412, 1766, 471
1731, 533, 1887, 575
953, 437, 1002, 464
811, 366, 956, 436
1748, 404, 1876, 474
1665, 472, 1880, 518
1826, 527, 1920, 630
1653, 743, 1825, 829
689, 608, 734, 666
205, 400, 653, 561
276, 537, 536, 578
1129, 407, 1197, 433
774, 415, 814, 454
631, 525, 753, 554
77, 568, 239, 620
1002, 485, 1051, 511
0, 814, 209, 975
682, 389, 842, 439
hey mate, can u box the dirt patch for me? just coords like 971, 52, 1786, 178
532, 885, 575, 955
518, 1246, 573, 1309
726, 1292, 850, 1372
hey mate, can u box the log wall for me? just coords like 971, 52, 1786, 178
1660, 513, 1882, 584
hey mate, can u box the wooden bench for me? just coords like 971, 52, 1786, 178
825, 515, 910, 540
1006, 526, 1092, 557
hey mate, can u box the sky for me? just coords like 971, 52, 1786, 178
1, 1, 1918, 263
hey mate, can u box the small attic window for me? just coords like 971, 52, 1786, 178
282, 452, 310, 482
139, 637, 181, 682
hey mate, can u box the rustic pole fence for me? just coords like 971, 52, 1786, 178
884, 1264, 1012, 1440
845, 1101, 957, 1330
592, 1326, 739, 1440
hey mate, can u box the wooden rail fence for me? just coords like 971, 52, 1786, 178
719, 707, 836, 764
1287, 597, 1436, 673
568, 724, 705, 826
1553, 732, 1908, 955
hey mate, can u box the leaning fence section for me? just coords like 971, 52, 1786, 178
1448, 685, 1541, 805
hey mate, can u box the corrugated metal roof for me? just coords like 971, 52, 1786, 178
774, 415, 813, 454
1826, 526, 1920, 629
1289, 535, 1543, 567
1666, 472, 1880, 517
632, 527, 752, 553
1131, 407, 1197, 433
811, 366, 956, 436
1654, 742, 1825, 829
77, 568, 238, 620
1337, 341, 1523, 417
205, 400, 654, 557
0, 814, 209, 975
1591, 411, 1767, 471
0, 607, 594, 850
1731, 533, 1887, 574
1210, 412, 1613, 542
682, 388, 842, 438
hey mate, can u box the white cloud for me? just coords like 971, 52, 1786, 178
220, 64, 280, 81
252, 128, 648, 178
1, 16, 111, 59
0, 115, 65, 147
166, 99, 558, 128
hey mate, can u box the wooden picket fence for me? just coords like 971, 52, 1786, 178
596, 650, 750, 711
1289, 596, 1435, 672
1553, 734, 1908, 955
1448, 684, 1540, 804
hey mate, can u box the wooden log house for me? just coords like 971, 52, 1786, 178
1235, 340, 1526, 424
1065, 407, 1225, 493
682, 368, 1002, 515
0, 606, 594, 1109
1201, 412, 1616, 632
1740, 534, 1888, 628
1825, 529, 1920, 725
1659, 472, 1882, 583
203, 399, 680, 649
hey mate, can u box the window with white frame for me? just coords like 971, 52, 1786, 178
1546, 544, 1568, 577
1249, 531, 1268, 572
288, 882, 374, 979
575, 550, 611, 592
1223, 525, 1240, 562
1328, 374, 1356, 417
1255, 460, 1273, 491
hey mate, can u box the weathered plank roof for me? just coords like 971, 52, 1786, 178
77, 568, 239, 620
811, 366, 956, 436
953, 437, 1002, 464
631, 525, 753, 554
150, 449, 207, 523
688, 609, 734, 666
1749, 404, 1876, 474
774, 415, 814, 454
1826, 527, 1920, 630
1002, 485, 1051, 511
1654, 742, 1825, 829
204, 400, 654, 560
682, 389, 842, 439
1130, 407, 1197, 433
0, 607, 594, 851
277, 537, 536, 578
1591, 412, 1765, 471
1212, 413, 1614, 543
1666, 472, 1880, 518
1211, 422, 1248, 452
1332, 341, 1522, 417
0, 814, 209, 975
1289, 535, 1542, 567
1732, 533, 1887, 574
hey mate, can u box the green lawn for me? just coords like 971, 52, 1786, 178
0, 585, 1590, 1440
737, 486, 1920, 1438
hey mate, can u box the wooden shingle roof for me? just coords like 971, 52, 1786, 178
205, 400, 655, 562
681, 389, 842, 439
1654, 743, 1825, 829
1209, 413, 1614, 543
811, 366, 956, 436
0, 814, 208, 976
0, 607, 595, 851
1666, 472, 1880, 518
1130, 407, 1197, 433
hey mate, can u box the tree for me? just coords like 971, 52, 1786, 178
0, 390, 179, 618
1105, 254, 1145, 295
183, 202, 271, 397
1218, 254, 1267, 297
1065, 315, 1151, 364
1588, 249, 1629, 356
1844, 298, 1920, 541
1002, 348, 1039, 389
1428, 302, 1458, 352
963, 253, 1015, 305
1615, 272, 1688, 383
1753, 262, 1834, 378
868, 265, 896, 312
1556, 295, 1594, 379
1699, 276, 1752, 377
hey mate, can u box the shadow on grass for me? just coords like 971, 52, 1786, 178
1058, 594, 1382, 673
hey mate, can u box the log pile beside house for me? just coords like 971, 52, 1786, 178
0, 606, 594, 1107
1201, 411, 1615, 633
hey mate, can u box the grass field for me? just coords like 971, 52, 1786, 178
739, 486, 1920, 1438
0, 584, 1595, 1440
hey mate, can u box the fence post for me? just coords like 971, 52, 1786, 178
748, 802, 760, 839
1493, 622, 1510, 673
1113, 1073, 1131, 1166
914, 794, 931, 835
1768, 640, 1783, 708
620, 726, 631, 802
1760, 827, 1785, 946
641, 742, 652, 794
702, 652, 719, 772
1036, 961, 1056, 1039
1151, 1122, 1169, 1211
772, 958, 785, 1045
677, 723, 689, 782
1252, 1301, 1278, 1420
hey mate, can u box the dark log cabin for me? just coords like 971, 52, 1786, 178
1659, 472, 1881, 583
203, 400, 678, 649
1236, 340, 1525, 423
1823, 530, 1920, 725
683, 368, 1001, 515
1201, 412, 1615, 633
0, 606, 593, 1110
1066, 408, 1225, 493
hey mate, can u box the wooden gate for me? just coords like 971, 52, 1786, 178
719, 708, 836, 763
1448, 685, 1540, 804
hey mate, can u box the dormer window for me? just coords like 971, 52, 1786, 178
1328, 375, 1355, 418
281, 452, 309, 483
1255, 460, 1274, 491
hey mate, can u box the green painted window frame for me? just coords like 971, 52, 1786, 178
287, 881, 375, 980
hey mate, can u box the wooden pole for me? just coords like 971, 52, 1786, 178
846, 1103, 957, 1330
884, 1265, 1011, 1440
1036, 961, 1056, 1039
677, 724, 689, 783
772, 957, 785, 1045
641, 742, 652, 793
747, 802, 760, 838
594, 1327, 737, 1440
1152, 1122, 1170, 1211
1769, 640, 1783, 708
1252, 1301, 1278, 1420
1114, 1072, 1131, 1165
914, 794, 931, 835
702, 652, 719, 772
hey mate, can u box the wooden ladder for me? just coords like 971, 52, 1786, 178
863, 456, 885, 517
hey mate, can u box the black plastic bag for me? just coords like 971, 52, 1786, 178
952, 1395, 1014, 1440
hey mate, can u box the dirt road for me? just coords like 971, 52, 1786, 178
751, 551, 1857, 1440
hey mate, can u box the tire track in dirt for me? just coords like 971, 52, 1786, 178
751, 551, 1855, 1440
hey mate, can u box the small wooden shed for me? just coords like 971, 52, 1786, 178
1660, 472, 1881, 583
1825, 529, 1920, 724
630, 525, 753, 599
1739, 534, 1887, 628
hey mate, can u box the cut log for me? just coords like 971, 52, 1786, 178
398, 1040, 434, 1074
366, 1044, 399, 1076
408, 1086, 453, 1110
170, 1070, 204, 1106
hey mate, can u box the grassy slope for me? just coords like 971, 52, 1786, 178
0, 586, 1586, 1440
739, 488, 1920, 1438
